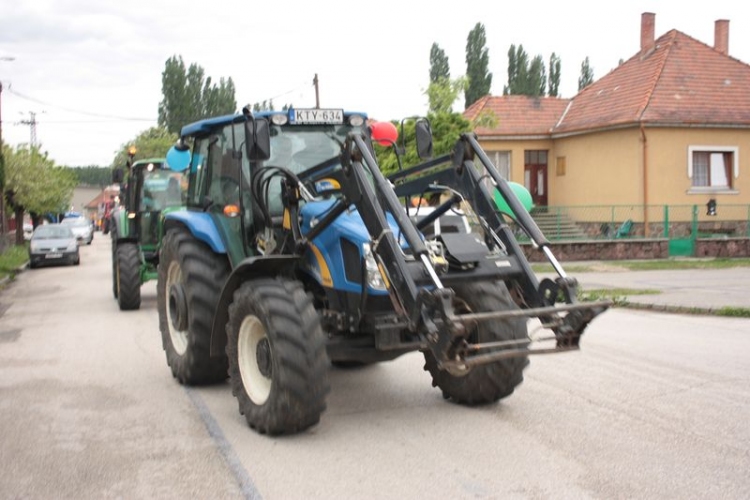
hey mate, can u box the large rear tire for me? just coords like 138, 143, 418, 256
116, 243, 141, 310
157, 227, 230, 385
423, 281, 528, 405
111, 241, 118, 299
226, 278, 330, 435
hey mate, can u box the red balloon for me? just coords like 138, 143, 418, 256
370, 121, 398, 146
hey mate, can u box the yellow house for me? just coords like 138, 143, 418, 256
465, 12, 750, 239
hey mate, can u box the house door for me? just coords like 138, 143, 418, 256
524, 150, 548, 207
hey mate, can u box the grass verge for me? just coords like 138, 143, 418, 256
0, 244, 29, 282
532, 257, 750, 273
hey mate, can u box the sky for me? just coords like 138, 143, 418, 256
1, 0, 749, 167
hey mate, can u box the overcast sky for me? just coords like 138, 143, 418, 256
1, 0, 749, 167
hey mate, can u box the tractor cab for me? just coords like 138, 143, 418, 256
165, 108, 370, 266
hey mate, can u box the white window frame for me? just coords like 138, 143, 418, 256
492, 151, 511, 180
687, 145, 739, 194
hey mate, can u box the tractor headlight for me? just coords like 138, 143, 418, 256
362, 243, 386, 291
348, 114, 365, 127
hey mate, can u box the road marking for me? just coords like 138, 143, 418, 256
184, 387, 263, 500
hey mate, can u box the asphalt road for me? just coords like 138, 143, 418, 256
1, 235, 749, 499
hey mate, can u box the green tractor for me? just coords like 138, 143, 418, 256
110, 147, 185, 310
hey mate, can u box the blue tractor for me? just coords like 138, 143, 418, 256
159, 107, 610, 435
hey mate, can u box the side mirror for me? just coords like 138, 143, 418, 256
245, 117, 271, 161
112, 168, 124, 184
415, 118, 433, 159
166, 140, 191, 172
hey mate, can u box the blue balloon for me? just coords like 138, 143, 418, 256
166, 146, 191, 172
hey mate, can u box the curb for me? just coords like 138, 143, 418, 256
621, 301, 729, 316
0, 261, 29, 290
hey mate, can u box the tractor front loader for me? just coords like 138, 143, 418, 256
157, 108, 610, 435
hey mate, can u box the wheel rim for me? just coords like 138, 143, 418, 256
237, 315, 272, 405
166, 260, 188, 355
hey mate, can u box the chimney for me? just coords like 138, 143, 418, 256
640, 12, 656, 54
714, 19, 729, 55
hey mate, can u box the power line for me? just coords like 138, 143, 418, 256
6, 86, 156, 122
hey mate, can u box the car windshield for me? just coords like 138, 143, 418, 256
33, 225, 74, 239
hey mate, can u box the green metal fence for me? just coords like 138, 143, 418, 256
519, 204, 750, 244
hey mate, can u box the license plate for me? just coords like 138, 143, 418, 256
45, 252, 63, 259
290, 108, 343, 125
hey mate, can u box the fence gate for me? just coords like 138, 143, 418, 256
666, 205, 697, 257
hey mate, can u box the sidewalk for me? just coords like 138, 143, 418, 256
546, 265, 750, 314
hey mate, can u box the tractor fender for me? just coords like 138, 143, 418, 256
164, 211, 226, 253
210, 255, 299, 357
111, 207, 131, 240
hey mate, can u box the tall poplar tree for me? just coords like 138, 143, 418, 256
578, 56, 594, 91
429, 43, 450, 83
464, 23, 492, 109
158, 55, 237, 134
548, 53, 561, 97
528, 55, 547, 97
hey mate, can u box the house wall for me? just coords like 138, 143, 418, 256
551, 128, 643, 206
477, 138, 556, 185
485, 128, 750, 230
644, 127, 750, 209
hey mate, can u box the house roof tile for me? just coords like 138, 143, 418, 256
465, 95, 570, 136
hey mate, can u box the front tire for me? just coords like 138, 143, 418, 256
157, 227, 230, 385
424, 282, 529, 405
116, 243, 141, 310
226, 278, 330, 435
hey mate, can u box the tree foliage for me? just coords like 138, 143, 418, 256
429, 43, 450, 83
3, 144, 77, 243
578, 56, 594, 91
374, 112, 472, 176
548, 52, 561, 97
503, 44, 528, 95
112, 127, 179, 169
528, 55, 547, 97
71, 166, 112, 187
425, 76, 468, 114
158, 55, 237, 134
464, 23, 492, 109
504, 44, 554, 97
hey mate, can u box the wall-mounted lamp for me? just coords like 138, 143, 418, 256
706, 199, 717, 216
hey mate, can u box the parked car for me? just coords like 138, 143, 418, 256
60, 216, 94, 245
28, 224, 80, 268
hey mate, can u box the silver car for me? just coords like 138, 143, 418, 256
28, 224, 80, 268
60, 216, 94, 245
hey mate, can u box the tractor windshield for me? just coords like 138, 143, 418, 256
140, 170, 185, 211
266, 124, 357, 176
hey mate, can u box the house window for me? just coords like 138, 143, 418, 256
556, 156, 566, 176
492, 151, 511, 180
687, 146, 738, 192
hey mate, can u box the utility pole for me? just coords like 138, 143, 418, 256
19, 111, 39, 147
313, 73, 320, 109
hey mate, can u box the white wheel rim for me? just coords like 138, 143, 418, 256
238, 315, 272, 405
166, 260, 188, 355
